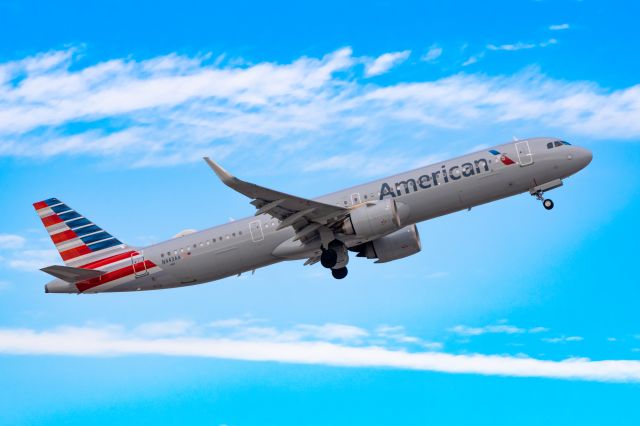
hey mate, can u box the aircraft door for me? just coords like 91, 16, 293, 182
249, 220, 264, 242
515, 141, 534, 166
131, 252, 149, 278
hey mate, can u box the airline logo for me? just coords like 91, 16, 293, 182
489, 149, 516, 165
33, 197, 125, 265
34, 197, 162, 293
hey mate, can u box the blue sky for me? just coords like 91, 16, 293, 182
1, 0, 640, 424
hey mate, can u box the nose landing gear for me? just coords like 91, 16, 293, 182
529, 179, 563, 211
533, 190, 554, 210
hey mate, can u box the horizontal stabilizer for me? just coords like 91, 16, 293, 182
41, 265, 106, 283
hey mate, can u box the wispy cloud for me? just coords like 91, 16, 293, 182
1, 322, 640, 383
6, 249, 59, 271
421, 45, 443, 62
549, 23, 570, 31
462, 52, 485, 66
487, 38, 557, 51
0, 234, 26, 249
365, 50, 411, 77
2, 47, 640, 170
450, 323, 549, 336
0, 234, 59, 271
543, 336, 584, 343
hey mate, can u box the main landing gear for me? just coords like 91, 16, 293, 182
321, 240, 349, 280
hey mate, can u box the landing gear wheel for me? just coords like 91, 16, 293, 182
331, 267, 348, 280
320, 249, 338, 268
543, 199, 554, 210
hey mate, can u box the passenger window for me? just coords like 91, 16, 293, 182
554, 141, 563, 147
232, 232, 236, 237
547, 142, 553, 149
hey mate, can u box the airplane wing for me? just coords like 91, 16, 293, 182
204, 158, 350, 242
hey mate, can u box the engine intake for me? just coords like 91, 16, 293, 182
342, 199, 404, 239
350, 224, 421, 263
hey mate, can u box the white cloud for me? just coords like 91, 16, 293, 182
543, 336, 584, 343
1, 323, 640, 383
2, 47, 640, 170
7, 249, 59, 271
365, 50, 411, 77
487, 39, 557, 52
450, 323, 549, 336
134, 320, 195, 337
295, 323, 369, 341
462, 52, 484, 66
421, 45, 443, 62
209, 318, 262, 328
529, 327, 550, 334
0, 234, 26, 249
549, 23, 570, 31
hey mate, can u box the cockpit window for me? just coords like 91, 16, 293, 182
562, 141, 571, 145
547, 142, 553, 149
554, 141, 563, 147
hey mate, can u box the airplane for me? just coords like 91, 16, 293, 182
37, 137, 592, 294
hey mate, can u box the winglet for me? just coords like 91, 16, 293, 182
203, 157, 235, 185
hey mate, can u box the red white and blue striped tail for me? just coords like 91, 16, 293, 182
33, 197, 131, 267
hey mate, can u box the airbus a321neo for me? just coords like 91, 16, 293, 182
37, 137, 592, 294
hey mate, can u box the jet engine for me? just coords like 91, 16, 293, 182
349, 224, 421, 263
342, 199, 407, 239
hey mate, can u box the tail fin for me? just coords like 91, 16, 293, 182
33, 198, 131, 267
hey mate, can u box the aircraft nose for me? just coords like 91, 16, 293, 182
577, 147, 593, 168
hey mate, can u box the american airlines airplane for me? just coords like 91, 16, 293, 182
38, 137, 592, 294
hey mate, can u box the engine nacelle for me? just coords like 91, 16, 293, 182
342, 199, 404, 239
351, 224, 421, 263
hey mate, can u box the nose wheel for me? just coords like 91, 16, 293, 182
533, 190, 554, 210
